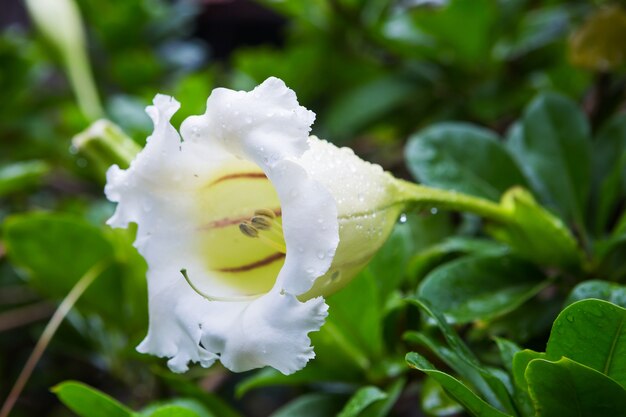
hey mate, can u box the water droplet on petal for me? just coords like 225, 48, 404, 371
316, 251, 325, 259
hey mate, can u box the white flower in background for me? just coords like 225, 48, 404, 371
105, 78, 405, 374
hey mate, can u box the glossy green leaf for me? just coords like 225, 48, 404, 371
270, 394, 344, 417
337, 386, 387, 417
507, 92, 591, 225
512, 350, 546, 392
53, 381, 132, 417
0, 160, 50, 197
405, 122, 527, 201
138, 399, 216, 417
565, 280, 626, 309
406, 331, 510, 412
421, 376, 463, 417
359, 379, 405, 417
407, 237, 507, 284
146, 407, 201, 417
546, 299, 626, 388
418, 254, 548, 323
526, 358, 626, 416
406, 353, 512, 417
484, 294, 564, 343
406, 299, 516, 414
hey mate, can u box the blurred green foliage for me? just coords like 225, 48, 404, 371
3, 0, 626, 416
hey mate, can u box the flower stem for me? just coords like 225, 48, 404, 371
395, 179, 513, 224
65, 49, 104, 121
0, 261, 109, 417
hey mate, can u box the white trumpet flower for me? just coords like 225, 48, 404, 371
105, 78, 405, 374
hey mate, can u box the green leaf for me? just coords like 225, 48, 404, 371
324, 75, 418, 141
406, 331, 510, 412
365, 224, 413, 302
410, 0, 498, 65
359, 379, 405, 417
498, 345, 534, 417
593, 234, 626, 281
484, 295, 563, 343
546, 299, 626, 388
0, 160, 50, 197
3, 212, 125, 319
495, 6, 571, 59
236, 367, 339, 398
418, 254, 548, 323
512, 350, 546, 393
507, 92, 591, 226
407, 237, 507, 284
420, 376, 463, 417
146, 406, 201, 417
151, 369, 242, 417
405, 122, 527, 201
323, 271, 383, 360
337, 386, 387, 417
526, 358, 626, 416
488, 188, 582, 269
52, 381, 133, 417
406, 353, 512, 417
270, 393, 344, 417
406, 299, 516, 414
592, 114, 626, 234
565, 280, 626, 309
493, 338, 521, 375
138, 399, 216, 417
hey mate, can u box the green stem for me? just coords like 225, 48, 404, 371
0, 261, 109, 417
65, 46, 104, 121
394, 179, 513, 224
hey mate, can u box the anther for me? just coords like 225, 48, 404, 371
251, 216, 272, 230
254, 208, 276, 219
239, 222, 259, 238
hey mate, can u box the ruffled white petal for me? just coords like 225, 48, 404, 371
105, 78, 339, 374
180, 77, 315, 166
219, 291, 328, 374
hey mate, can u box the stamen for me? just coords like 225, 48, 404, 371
251, 216, 272, 230
252, 208, 283, 234
239, 216, 287, 254
239, 222, 259, 238
254, 208, 276, 219
257, 233, 287, 254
